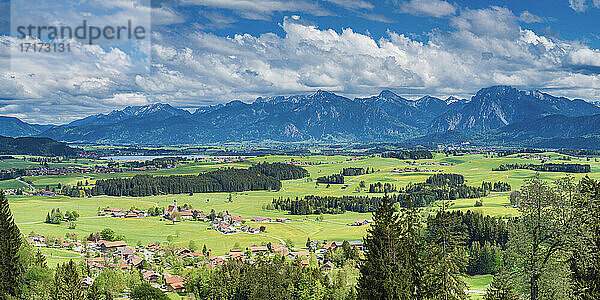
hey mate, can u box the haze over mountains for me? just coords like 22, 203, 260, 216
2, 85, 600, 148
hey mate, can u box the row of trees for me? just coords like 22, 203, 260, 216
316, 174, 344, 184
481, 181, 512, 192
381, 150, 434, 160
368, 182, 398, 193
341, 167, 374, 176
277, 174, 510, 215
187, 257, 355, 299
493, 163, 591, 173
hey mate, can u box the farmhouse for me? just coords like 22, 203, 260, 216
165, 274, 186, 293
98, 240, 127, 252
322, 261, 335, 271
142, 269, 161, 283
348, 219, 372, 226
247, 245, 268, 252
251, 216, 271, 223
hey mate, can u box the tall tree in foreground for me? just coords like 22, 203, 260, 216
506, 175, 576, 299
0, 191, 25, 298
569, 176, 600, 299
424, 200, 468, 300
484, 268, 519, 300
357, 195, 405, 299
51, 260, 85, 300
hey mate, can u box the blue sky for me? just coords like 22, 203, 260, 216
1, 0, 600, 123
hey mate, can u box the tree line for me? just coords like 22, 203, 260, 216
381, 150, 434, 160
86, 163, 308, 197
248, 162, 310, 180
341, 167, 374, 176
493, 163, 591, 173
316, 174, 344, 184
275, 174, 511, 214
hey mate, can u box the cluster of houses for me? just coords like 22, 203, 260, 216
99, 207, 150, 218
347, 219, 372, 226
391, 167, 444, 174
516, 153, 551, 162
27, 229, 366, 296
408, 161, 455, 167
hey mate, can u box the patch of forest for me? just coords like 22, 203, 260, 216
381, 150, 434, 160
0, 136, 78, 157
85, 163, 308, 197
273, 173, 511, 214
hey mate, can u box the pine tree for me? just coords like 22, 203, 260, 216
357, 194, 406, 299
396, 196, 427, 298
51, 260, 85, 300
424, 200, 468, 300
484, 269, 519, 300
86, 281, 103, 300
35, 249, 47, 268
0, 191, 24, 298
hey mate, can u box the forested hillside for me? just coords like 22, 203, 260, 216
0, 136, 77, 157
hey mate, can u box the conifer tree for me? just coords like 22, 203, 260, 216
424, 200, 468, 300
51, 260, 85, 300
86, 282, 103, 300
396, 196, 427, 298
0, 191, 25, 298
35, 249, 47, 268
484, 269, 519, 300
357, 194, 405, 299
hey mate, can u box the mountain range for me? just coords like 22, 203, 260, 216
3, 85, 600, 148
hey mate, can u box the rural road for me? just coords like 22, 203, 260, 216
16, 177, 36, 192
467, 290, 486, 295
255, 233, 287, 245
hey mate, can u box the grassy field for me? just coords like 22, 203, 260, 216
6, 152, 600, 256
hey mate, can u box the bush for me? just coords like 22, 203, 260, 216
130, 282, 169, 300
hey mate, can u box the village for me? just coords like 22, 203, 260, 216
26, 229, 365, 295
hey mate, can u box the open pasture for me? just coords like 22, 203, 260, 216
6, 152, 600, 255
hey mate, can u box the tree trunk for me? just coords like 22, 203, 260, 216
530, 274, 539, 300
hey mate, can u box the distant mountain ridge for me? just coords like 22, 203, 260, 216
429, 86, 600, 133
0, 116, 53, 138
2, 86, 600, 147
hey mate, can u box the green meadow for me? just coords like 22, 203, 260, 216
6, 152, 600, 256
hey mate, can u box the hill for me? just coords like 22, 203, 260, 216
0, 116, 53, 137
0, 136, 78, 157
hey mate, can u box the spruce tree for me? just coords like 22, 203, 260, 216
424, 200, 468, 300
51, 260, 85, 300
484, 269, 519, 300
35, 249, 47, 268
357, 194, 405, 299
0, 191, 25, 298
396, 196, 427, 298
